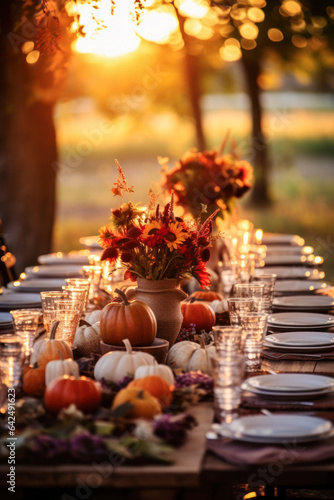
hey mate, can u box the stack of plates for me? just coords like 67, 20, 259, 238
262, 233, 305, 246
213, 414, 333, 444
265, 245, 314, 256
264, 255, 316, 267
0, 293, 42, 311
273, 295, 334, 312
265, 331, 334, 353
38, 252, 92, 265
0, 312, 13, 331
274, 280, 330, 295
268, 312, 334, 332
254, 267, 325, 281
25, 265, 83, 279
242, 374, 334, 400
7, 279, 66, 293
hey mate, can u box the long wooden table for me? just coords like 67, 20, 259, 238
1, 357, 334, 498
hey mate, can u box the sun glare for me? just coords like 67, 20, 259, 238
73, 0, 141, 58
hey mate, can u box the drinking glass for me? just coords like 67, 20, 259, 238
62, 286, 87, 316
0, 335, 24, 389
53, 298, 81, 346
239, 311, 268, 372
232, 283, 265, 300
212, 326, 243, 354
227, 297, 261, 327
212, 352, 245, 424
10, 309, 41, 364
40, 291, 68, 335
250, 274, 277, 313
81, 266, 102, 309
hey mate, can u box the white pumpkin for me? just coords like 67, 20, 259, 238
135, 364, 175, 386
94, 338, 157, 384
167, 339, 216, 375
74, 321, 100, 357
45, 357, 79, 386
210, 299, 227, 314
85, 310, 101, 324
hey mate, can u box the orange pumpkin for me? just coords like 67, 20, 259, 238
112, 387, 161, 419
128, 375, 173, 409
44, 375, 102, 414
31, 321, 73, 368
181, 300, 216, 332
22, 362, 45, 396
100, 288, 157, 347
191, 291, 223, 302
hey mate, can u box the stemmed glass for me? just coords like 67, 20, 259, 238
10, 309, 41, 364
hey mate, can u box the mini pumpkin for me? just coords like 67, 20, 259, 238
210, 299, 226, 314
128, 375, 173, 408
191, 291, 223, 302
74, 321, 101, 357
100, 289, 157, 347
45, 352, 79, 386
85, 309, 101, 325
167, 337, 216, 375
94, 338, 157, 384
135, 364, 174, 386
31, 321, 73, 368
44, 375, 102, 414
181, 300, 216, 332
112, 387, 161, 419
22, 362, 45, 396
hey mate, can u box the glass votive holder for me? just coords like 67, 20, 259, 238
10, 309, 41, 364
53, 298, 81, 346
239, 311, 268, 372
227, 297, 261, 327
250, 274, 277, 313
212, 326, 243, 354
40, 291, 68, 336
81, 266, 102, 306
0, 334, 24, 389
212, 353, 245, 424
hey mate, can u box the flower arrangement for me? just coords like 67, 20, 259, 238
99, 160, 219, 288
161, 138, 253, 219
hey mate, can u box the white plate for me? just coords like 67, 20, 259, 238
79, 235, 101, 249
268, 312, 334, 327
262, 234, 304, 246
265, 246, 314, 256
7, 279, 66, 293
241, 380, 334, 399
274, 281, 329, 294
247, 374, 334, 393
0, 312, 13, 325
266, 331, 334, 347
38, 252, 91, 265
254, 267, 325, 281
25, 265, 83, 278
264, 255, 312, 266
273, 295, 334, 310
0, 293, 41, 310
218, 415, 332, 443
263, 341, 334, 353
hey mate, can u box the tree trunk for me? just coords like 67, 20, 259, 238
174, 9, 206, 150
240, 53, 271, 206
0, 1, 57, 273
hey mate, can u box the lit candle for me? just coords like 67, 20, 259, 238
255, 229, 263, 245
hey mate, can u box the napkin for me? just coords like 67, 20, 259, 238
206, 436, 334, 466
242, 391, 334, 411
261, 347, 334, 361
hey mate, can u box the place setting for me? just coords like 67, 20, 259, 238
267, 312, 334, 332
24, 264, 84, 279
6, 278, 67, 293
254, 266, 326, 281
37, 251, 92, 266
274, 280, 331, 295
272, 295, 334, 313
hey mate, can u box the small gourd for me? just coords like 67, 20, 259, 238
74, 320, 101, 357
31, 321, 73, 368
135, 364, 174, 386
45, 351, 80, 386
167, 337, 215, 375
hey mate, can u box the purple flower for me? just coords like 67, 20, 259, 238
175, 372, 213, 393
69, 433, 108, 461
117, 376, 133, 390
153, 413, 197, 447
31, 434, 68, 460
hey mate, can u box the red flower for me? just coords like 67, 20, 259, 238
121, 252, 133, 263
193, 261, 211, 289
201, 248, 210, 262
126, 225, 142, 238
101, 247, 118, 262
124, 270, 137, 282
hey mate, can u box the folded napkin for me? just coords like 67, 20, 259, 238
261, 347, 334, 361
206, 436, 334, 466
242, 391, 334, 412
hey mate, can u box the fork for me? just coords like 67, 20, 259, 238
270, 352, 323, 359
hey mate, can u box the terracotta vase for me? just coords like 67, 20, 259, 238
126, 278, 188, 347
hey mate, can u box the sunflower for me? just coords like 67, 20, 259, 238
141, 220, 162, 239
164, 222, 187, 250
